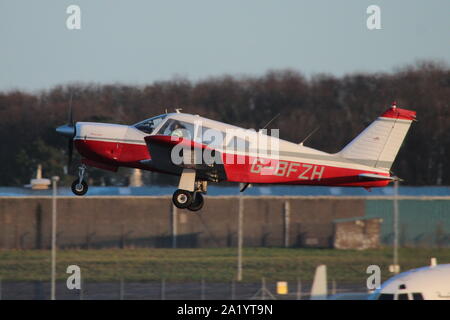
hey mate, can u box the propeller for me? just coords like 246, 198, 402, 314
56, 93, 76, 171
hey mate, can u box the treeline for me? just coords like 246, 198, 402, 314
0, 61, 449, 186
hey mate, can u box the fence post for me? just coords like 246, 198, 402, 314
201, 278, 205, 300
237, 187, 244, 281
296, 278, 302, 300
51, 176, 59, 301
231, 279, 235, 300
331, 279, 337, 296
119, 277, 124, 300
262, 277, 266, 300
284, 201, 290, 247
172, 205, 177, 248
393, 180, 400, 273
79, 278, 84, 300
161, 278, 166, 300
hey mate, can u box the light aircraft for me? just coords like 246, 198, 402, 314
312, 259, 450, 300
56, 102, 416, 211
368, 259, 450, 300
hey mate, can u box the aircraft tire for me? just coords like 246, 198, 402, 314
71, 179, 88, 196
172, 189, 193, 209
187, 193, 204, 212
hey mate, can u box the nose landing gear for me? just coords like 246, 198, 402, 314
71, 164, 88, 196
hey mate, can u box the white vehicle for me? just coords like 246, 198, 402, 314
369, 262, 450, 300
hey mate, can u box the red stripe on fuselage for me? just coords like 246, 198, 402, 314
76, 138, 391, 187
222, 154, 391, 187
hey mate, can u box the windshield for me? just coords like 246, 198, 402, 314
134, 115, 167, 134
377, 293, 394, 300
157, 119, 194, 139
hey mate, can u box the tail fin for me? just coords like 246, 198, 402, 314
310, 265, 327, 300
338, 103, 416, 170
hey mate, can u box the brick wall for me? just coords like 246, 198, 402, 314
0, 196, 365, 249
333, 218, 382, 250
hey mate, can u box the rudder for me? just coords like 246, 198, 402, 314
338, 103, 416, 171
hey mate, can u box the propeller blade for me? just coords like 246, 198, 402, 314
56, 91, 77, 173
68, 138, 73, 170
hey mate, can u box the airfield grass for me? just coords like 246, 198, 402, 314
0, 247, 449, 283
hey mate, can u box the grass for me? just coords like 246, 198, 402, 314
0, 247, 449, 283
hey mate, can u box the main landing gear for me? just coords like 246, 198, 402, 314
172, 189, 204, 211
71, 164, 88, 196
172, 169, 206, 211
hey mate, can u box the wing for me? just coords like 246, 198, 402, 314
141, 135, 227, 181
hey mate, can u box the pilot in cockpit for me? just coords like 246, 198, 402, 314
170, 121, 186, 138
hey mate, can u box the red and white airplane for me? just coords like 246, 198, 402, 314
56, 103, 416, 211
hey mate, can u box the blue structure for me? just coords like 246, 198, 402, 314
365, 199, 450, 247
1, 185, 450, 197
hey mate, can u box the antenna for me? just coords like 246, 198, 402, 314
261, 113, 281, 130
175, 108, 182, 113
391, 101, 397, 109
299, 126, 320, 146
430, 257, 437, 267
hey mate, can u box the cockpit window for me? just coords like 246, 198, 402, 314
397, 293, 409, 300
201, 126, 226, 148
157, 119, 194, 139
134, 115, 167, 134
378, 293, 394, 300
226, 135, 250, 153
412, 293, 424, 300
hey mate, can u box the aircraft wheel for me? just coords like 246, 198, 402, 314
172, 189, 193, 209
187, 193, 204, 212
71, 179, 88, 196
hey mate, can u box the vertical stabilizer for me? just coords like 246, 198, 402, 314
339, 103, 416, 170
310, 264, 328, 300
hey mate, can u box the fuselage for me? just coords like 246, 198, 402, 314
73, 113, 391, 187
369, 264, 450, 300
74, 122, 150, 171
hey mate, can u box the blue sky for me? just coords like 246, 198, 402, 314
1, 0, 449, 92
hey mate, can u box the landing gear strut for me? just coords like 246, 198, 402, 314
71, 164, 88, 196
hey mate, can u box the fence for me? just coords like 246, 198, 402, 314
0, 278, 366, 300
0, 196, 449, 249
